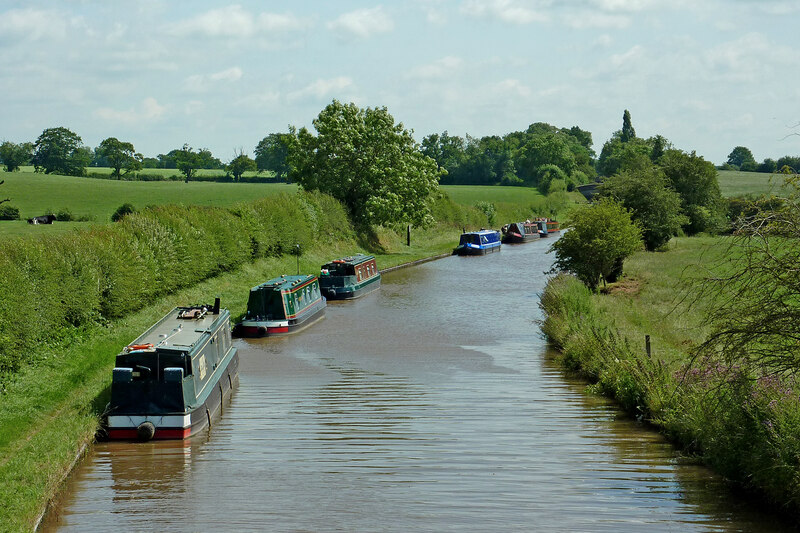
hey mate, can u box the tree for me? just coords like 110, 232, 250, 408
0, 141, 33, 172
517, 132, 576, 184
726, 146, 756, 169
97, 137, 142, 178
621, 109, 636, 143
227, 152, 257, 181
32, 127, 89, 176
175, 144, 203, 183
600, 166, 687, 251
695, 173, 800, 375
596, 136, 652, 177
549, 198, 642, 291
254, 133, 292, 180
289, 100, 442, 227
659, 149, 724, 234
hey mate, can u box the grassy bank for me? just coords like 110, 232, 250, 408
540, 236, 800, 516
717, 169, 792, 197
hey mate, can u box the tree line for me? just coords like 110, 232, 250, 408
721, 145, 800, 174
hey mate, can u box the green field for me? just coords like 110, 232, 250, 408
717, 170, 792, 197
440, 184, 545, 205
0, 170, 298, 236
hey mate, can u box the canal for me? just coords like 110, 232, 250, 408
41, 239, 791, 531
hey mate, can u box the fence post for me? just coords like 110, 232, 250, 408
645, 335, 651, 358
407, 225, 411, 246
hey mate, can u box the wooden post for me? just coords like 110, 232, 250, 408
645, 335, 651, 358
407, 225, 411, 246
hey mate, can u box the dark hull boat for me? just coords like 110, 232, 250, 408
106, 299, 239, 441
536, 218, 560, 237
320, 254, 381, 300
234, 275, 326, 337
501, 221, 540, 244
454, 229, 502, 255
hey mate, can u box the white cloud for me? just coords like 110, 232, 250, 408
491, 78, 531, 98
0, 8, 68, 41
590, 0, 657, 12
566, 12, 631, 29
185, 67, 243, 92
94, 97, 166, 124
327, 6, 394, 40
173, 5, 307, 38
408, 56, 464, 80
460, 0, 548, 24
287, 77, 354, 102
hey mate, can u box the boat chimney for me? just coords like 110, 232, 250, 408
213, 297, 220, 314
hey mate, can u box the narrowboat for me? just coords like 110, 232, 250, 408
536, 218, 560, 237
454, 229, 502, 255
501, 221, 540, 244
320, 254, 381, 300
106, 299, 239, 441
233, 274, 326, 337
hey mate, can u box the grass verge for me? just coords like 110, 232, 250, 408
540, 236, 800, 518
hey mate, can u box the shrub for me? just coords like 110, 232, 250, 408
111, 203, 137, 222
0, 205, 19, 220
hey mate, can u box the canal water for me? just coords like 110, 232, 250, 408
42, 239, 791, 532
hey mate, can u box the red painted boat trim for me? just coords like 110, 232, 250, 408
108, 427, 192, 440
267, 326, 289, 334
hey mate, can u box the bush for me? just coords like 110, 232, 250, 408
474, 201, 497, 226
536, 164, 567, 195
0, 205, 19, 220
111, 203, 136, 222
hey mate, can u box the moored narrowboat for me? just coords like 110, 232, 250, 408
320, 254, 381, 300
501, 221, 540, 244
454, 229, 502, 255
536, 218, 560, 237
233, 274, 326, 337
106, 299, 239, 441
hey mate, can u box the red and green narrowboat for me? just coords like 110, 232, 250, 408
106, 299, 239, 441
233, 274, 326, 337
501, 221, 540, 243
536, 218, 560, 237
319, 254, 381, 300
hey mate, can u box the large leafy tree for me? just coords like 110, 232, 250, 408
0, 141, 33, 172
175, 144, 202, 183
659, 149, 724, 234
549, 198, 642, 291
600, 166, 687, 251
517, 132, 577, 184
289, 100, 442, 227
32, 127, 90, 176
254, 133, 292, 180
227, 152, 257, 181
726, 146, 757, 170
97, 137, 142, 178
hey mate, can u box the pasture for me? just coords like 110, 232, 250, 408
0, 170, 297, 236
716, 170, 792, 197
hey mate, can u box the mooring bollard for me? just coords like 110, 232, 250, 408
407, 224, 411, 246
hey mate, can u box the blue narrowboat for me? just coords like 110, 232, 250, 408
454, 229, 502, 255
233, 274, 326, 337
320, 254, 381, 300
106, 299, 239, 441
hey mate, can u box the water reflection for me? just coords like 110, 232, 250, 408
41, 240, 795, 532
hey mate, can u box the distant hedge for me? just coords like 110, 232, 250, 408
0, 191, 352, 383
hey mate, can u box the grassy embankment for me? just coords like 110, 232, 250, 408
541, 234, 800, 515
717, 169, 793, 197
0, 174, 559, 532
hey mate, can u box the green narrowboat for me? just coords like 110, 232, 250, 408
106, 299, 239, 441
233, 274, 326, 337
319, 254, 381, 300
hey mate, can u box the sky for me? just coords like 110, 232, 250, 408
1, 0, 799, 165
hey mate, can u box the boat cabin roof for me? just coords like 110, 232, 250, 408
250, 274, 317, 294
123, 306, 227, 355
321, 254, 374, 268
